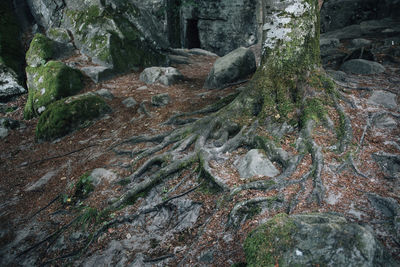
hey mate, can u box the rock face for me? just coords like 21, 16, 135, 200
244, 213, 398, 267
25, 0, 168, 77
372, 152, 400, 180
180, 0, 260, 56
236, 149, 280, 179
24, 61, 84, 119
35, 93, 111, 140
0, 1, 25, 101
140, 67, 183, 86
320, 0, 400, 33
204, 47, 256, 89
340, 59, 385, 75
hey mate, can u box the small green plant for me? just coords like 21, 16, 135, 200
75, 172, 95, 200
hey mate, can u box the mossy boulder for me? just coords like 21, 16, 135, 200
26, 33, 56, 67
36, 93, 111, 141
244, 213, 398, 267
24, 61, 84, 119
64, 4, 167, 72
0, 1, 24, 79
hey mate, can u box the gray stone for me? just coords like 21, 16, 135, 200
350, 38, 372, 48
367, 91, 397, 109
204, 47, 256, 89
236, 149, 280, 179
246, 213, 398, 267
46, 27, 72, 43
0, 126, 8, 139
373, 114, 397, 129
321, 25, 363, 40
90, 168, 118, 186
122, 97, 137, 108
340, 59, 385, 75
25, 170, 58, 191
372, 152, 400, 180
95, 89, 114, 100
151, 93, 170, 107
319, 38, 340, 50
140, 67, 183, 86
168, 54, 191, 65
188, 48, 218, 57
0, 66, 26, 101
326, 70, 348, 82
80, 66, 115, 83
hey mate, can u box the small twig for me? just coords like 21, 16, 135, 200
21, 145, 97, 167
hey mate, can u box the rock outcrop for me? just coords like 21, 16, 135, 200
244, 213, 398, 267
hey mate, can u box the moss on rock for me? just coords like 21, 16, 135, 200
244, 213, 297, 267
24, 61, 84, 119
26, 33, 56, 67
0, 1, 24, 80
65, 4, 167, 72
35, 93, 111, 141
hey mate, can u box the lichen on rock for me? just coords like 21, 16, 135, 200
24, 61, 84, 119
26, 33, 56, 67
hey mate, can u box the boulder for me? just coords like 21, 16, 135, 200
372, 152, 400, 180
367, 91, 397, 109
90, 168, 118, 186
24, 61, 84, 119
95, 89, 114, 100
350, 38, 372, 48
35, 93, 111, 140
340, 59, 385, 75
63, 2, 168, 72
319, 38, 340, 50
122, 97, 137, 108
26, 33, 56, 67
236, 149, 280, 179
244, 213, 398, 267
140, 67, 183, 86
0, 65, 26, 101
372, 113, 397, 129
151, 93, 170, 107
80, 66, 114, 83
0, 117, 21, 139
204, 47, 256, 89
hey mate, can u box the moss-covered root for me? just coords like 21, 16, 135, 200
35, 94, 111, 141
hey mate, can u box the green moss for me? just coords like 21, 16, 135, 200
244, 213, 297, 267
47, 28, 71, 43
0, 1, 24, 79
26, 33, 55, 67
35, 94, 111, 141
24, 61, 84, 119
300, 98, 327, 127
66, 4, 166, 72
75, 172, 95, 200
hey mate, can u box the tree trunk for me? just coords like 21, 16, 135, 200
250, 0, 320, 121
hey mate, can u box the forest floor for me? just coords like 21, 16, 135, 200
0, 50, 399, 266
